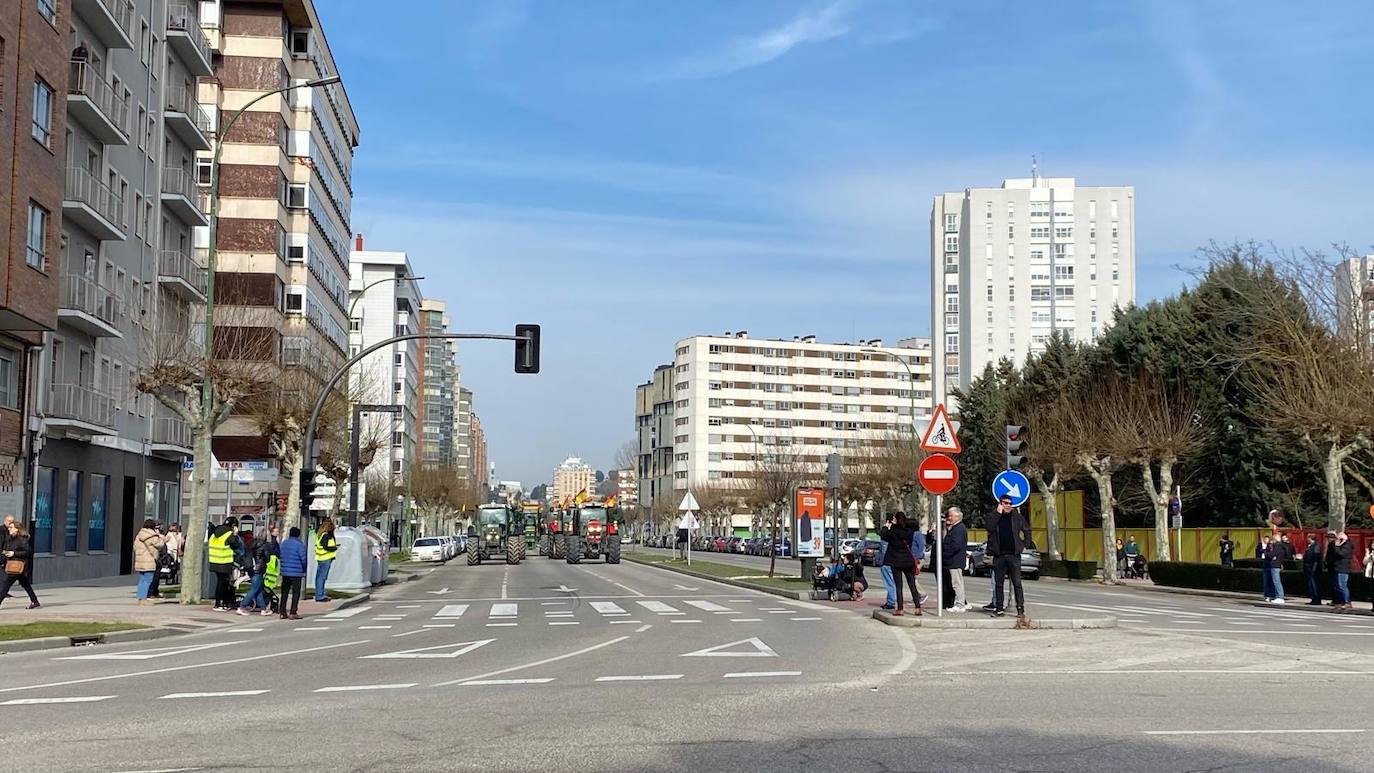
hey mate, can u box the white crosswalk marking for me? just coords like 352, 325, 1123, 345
685, 600, 731, 613
637, 601, 683, 615
320, 606, 370, 620
592, 601, 629, 616
436, 604, 469, 619
490, 603, 518, 618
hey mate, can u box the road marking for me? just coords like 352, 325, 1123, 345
541, 602, 568, 606
372, 616, 405, 621
486, 623, 518, 627
592, 602, 628, 616
722, 671, 801, 679
436, 636, 631, 687
0, 695, 115, 705
392, 629, 430, 638
423, 624, 456, 628
790, 617, 822, 621
545, 611, 575, 617
596, 675, 683, 682
608, 620, 643, 625
56, 641, 244, 662
398, 605, 421, 609
1142, 729, 1366, 736
766, 610, 794, 614
554, 584, 577, 593
315, 683, 416, 693
435, 604, 469, 619
490, 603, 518, 617
728, 599, 751, 602
362, 640, 494, 660
758, 608, 787, 612
549, 622, 580, 626
234, 628, 264, 632
460, 679, 554, 686
358, 625, 393, 630
682, 637, 777, 658
501, 569, 509, 600
158, 690, 269, 700
730, 618, 762, 623
320, 606, 370, 620
673, 584, 700, 591
1287, 623, 1317, 628
939, 669, 1374, 675
294, 627, 330, 632
889, 626, 917, 675
1156, 630, 1374, 637
685, 600, 731, 613
670, 619, 703, 624
637, 601, 682, 615
425, 587, 450, 595
635, 625, 652, 633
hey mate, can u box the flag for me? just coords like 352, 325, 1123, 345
603, 495, 617, 508
573, 489, 588, 505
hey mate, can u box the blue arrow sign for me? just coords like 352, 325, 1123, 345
992, 470, 1031, 507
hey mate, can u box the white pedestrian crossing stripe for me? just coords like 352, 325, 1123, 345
591, 601, 628, 616
490, 603, 518, 618
320, 606, 370, 620
637, 601, 683, 615
435, 604, 468, 619
685, 600, 731, 613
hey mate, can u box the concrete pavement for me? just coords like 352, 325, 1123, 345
0, 546, 1370, 771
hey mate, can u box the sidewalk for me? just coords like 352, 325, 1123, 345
1116, 577, 1374, 617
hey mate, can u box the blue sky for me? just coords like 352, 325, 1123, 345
317, 0, 1374, 485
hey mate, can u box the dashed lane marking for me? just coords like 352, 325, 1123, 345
722, 671, 801, 679
670, 620, 703, 624
158, 690, 269, 700
790, 617, 822, 621
608, 620, 642, 625
486, 623, 518, 627
315, 684, 416, 693
596, 675, 683, 682
294, 627, 330, 632
730, 618, 762, 623
0, 695, 115, 705
549, 622, 580, 626
460, 679, 554, 686
358, 625, 393, 630
423, 624, 456, 628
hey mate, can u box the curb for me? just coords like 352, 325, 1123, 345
0, 624, 179, 655
334, 592, 371, 610
872, 609, 1117, 629
384, 572, 421, 585
623, 557, 807, 600
1120, 583, 1374, 617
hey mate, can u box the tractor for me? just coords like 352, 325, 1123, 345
521, 503, 543, 554
564, 504, 622, 564
546, 508, 568, 559
466, 504, 525, 565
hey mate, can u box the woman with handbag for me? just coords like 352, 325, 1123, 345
132, 519, 165, 605
0, 520, 40, 609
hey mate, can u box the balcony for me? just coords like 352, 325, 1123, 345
67, 61, 131, 145
58, 273, 125, 337
157, 249, 207, 301
166, 3, 213, 76
72, 0, 135, 50
47, 383, 117, 437
162, 84, 211, 150
62, 167, 126, 241
160, 167, 209, 226
150, 416, 193, 458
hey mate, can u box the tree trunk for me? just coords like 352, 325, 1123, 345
180, 423, 213, 604
1141, 456, 1175, 561
1322, 444, 1347, 533
281, 445, 303, 532
767, 507, 778, 578
1092, 469, 1118, 583
1033, 469, 1062, 561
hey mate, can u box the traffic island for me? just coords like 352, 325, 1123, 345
624, 555, 810, 600
872, 609, 1117, 629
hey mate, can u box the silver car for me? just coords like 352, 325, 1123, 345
968, 541, 1041, 578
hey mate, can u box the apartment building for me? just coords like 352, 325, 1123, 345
31, 0, 215, 582
455, 385, 472, 482
634, 363, 674, 519
348, 244, 420, 494
0, 0, 66, 528
930, 176, 1136, 403
653, 333, 931, 500
470, 411, 487, 494
1335, 254, 1374, 352
198, 0, 358, 512
552, 456, 594, 502
415, 298, 458, 467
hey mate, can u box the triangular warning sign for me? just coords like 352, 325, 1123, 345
360, 639, 495, 660
920, 403, 961, 453
680, 637, 778, 658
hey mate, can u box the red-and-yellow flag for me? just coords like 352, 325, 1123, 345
604, 495, 617, 508
573, 489, 588, 505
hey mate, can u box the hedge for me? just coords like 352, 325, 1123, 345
1040, 559, 1099, 580
1231, 558, 1300, 571
1151, 561, 1372, 600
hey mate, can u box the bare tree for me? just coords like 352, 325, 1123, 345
407, 465, 473, 537
691, 480, 740, 536
743, 444, 816, 578
1063, 375, 1136, 582
136, 300, 278, 604
613, 440, 639, 474
1017, 396, 1077, 561
860, 431, 926, 530
1114, 373, 1204, 559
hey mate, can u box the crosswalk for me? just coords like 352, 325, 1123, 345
301, 598, 829, 631
1024, 589, 1372, 632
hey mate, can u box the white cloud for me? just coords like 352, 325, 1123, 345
662, 0, 857, 80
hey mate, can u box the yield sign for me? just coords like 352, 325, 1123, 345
361, 639, 495, 660
919, 403, 961, 453
918, 454, 959, 495
681, 637, 778, 658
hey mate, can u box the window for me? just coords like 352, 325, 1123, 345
37, 0, 56, 24
0, 347, 16, 408
985, 201, 992, 219
284, 291, 303, 313
392, 431, 403, 447
1112, 264, 1120, 281
1030, 201, 1049, 217
1055, 226, 1073, 238
31, 79, 52, 145
944, 334, 959, 354
1007, 223, 1014, 239
291, 30, 311, 57
708, 362, 722, 372
1008, 286, 1016, 302
944, 295, 958, 313
139, 20, 151, 65
1111, 222, 1119, 239
394, 324, 407, 337
944, 312, 958, 328
944, 234, 958, 253
944, 213, 958, 233
1031, 287, 1051, 301
89, 474, 109, 552
1089, 224, 1097, 240
1110, 200, 1119, 219
34, 466, 55, 553
393, 352, 403, 367
288, 243, 305, 262
25, 202, 46, 269
1054, 265, 1074, 280
393, 381, 402, 393
64, 470, 81, 553
196, 157, 212, 185
1088, 201, 1097, 219
986, 284, 993, 302
134, 194, 144, 237
286, 183, 308, 208
349, 317, 361, 332
1054, 286, 1075, 299
1030, 226, 1050, 239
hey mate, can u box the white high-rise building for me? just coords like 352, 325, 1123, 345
930, 176, 1136, 403
1334, 254, 1374, 352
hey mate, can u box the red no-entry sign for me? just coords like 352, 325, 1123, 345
918, 453, 959, 495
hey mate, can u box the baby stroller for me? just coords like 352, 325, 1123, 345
1125, 554, 1147, 579
812, 554, 865, 602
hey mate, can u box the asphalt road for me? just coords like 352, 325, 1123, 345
1, 547, 1371, 771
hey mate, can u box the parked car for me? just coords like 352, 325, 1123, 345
411, 537, 446, 562
840, 538, 863, 556
712, 536, 727, 552
772, 539, 792, 558
967, 541, 1041, 578
860, 539, 883, 566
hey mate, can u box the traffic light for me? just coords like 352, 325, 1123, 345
1005, 425, 1028, 469
826, 453, 842, 489
514, 323, 541, 374
299, 469, 317, 513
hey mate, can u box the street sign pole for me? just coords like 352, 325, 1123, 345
935, 492, 942, 618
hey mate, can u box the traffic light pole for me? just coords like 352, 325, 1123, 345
299, 329, 538, 530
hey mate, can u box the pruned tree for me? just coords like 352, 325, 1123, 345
407, 465, 473, 537
1112, 373, 1204, 559
137, 299, 279, 604
1010, 331, 1085, 560
744, 444, 816, 578
860, 431, 925, 530
1063, 372, 1135, 582
691, 480, 741, 536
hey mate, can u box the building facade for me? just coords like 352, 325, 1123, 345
455, 385, 472, 482
1335, 254, 1374, 353
470, 411, 487, 494
552, 456, 594, 502
930, 176, 1135, 404
0, 0, 66, 531
634, 363, 674, 521
415, 298, 457, 467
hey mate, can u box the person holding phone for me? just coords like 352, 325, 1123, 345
985, 496, 1034, 618
879, 512, 922, 616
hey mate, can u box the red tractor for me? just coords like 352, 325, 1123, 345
564, 504, 621, 564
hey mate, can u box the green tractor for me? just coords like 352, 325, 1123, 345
466, 504, 525, 565
564, 504, 622, 565
521, 504, 543, 554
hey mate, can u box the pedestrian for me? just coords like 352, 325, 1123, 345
986, 495, 1033, 618
261, 524, 282, 615
0, 521, 40, 609
164, 523, 184, 584
207, 516, 242, 611
1115, 538, 1127, 576
879, 512, 921, 617
1256, 535, 1281, 603
237, 525, 275, 616
1363, 543, 1374, 580
1303, 535, 1324, 605
875, 535, 895, 611
278, 526, 307, 620
1219, 533, 1235, 567
910, 515, 930, 608
1328, 532, 1353, 611
313, 517, 339, 602
942, 507, 969, 612
1, 514, 14, 599
146, 523, 167, 599
132, 519, 165, 606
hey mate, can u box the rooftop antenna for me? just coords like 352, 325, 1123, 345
1031, 154, 1040, 186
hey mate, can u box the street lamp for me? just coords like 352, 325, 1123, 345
347, 274, 425, 321
863, 347, 921, 512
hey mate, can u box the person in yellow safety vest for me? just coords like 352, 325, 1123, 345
313, 517, 339, 602
207, 517, 243, 611
237, 524, 280, 616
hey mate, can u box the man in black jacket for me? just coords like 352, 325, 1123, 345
1302, 537, 1324, 605
985, 496, 1034, 618
942, 507, 969, 612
